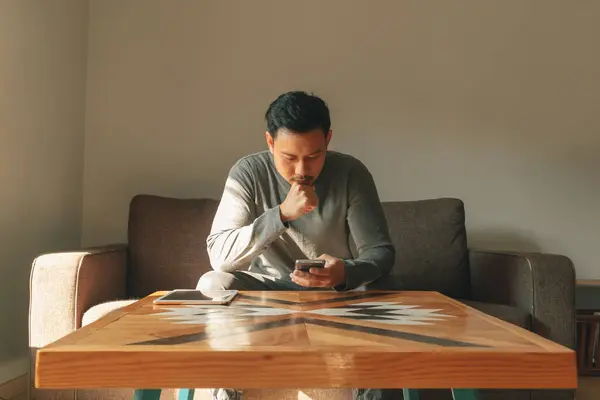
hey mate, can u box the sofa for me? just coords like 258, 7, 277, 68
29, 194, 576, 400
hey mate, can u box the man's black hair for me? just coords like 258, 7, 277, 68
265, 91, 331, 138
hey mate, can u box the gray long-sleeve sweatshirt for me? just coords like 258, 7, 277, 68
206, 150, 395, 291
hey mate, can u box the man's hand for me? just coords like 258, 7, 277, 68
291, 254, 346, 288
280, 182, 318, 222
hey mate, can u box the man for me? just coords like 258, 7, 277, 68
197, 91, 395, 400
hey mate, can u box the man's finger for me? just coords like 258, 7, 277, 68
292, 270, 318, 283
301, 278, 329, 287
309, 267, 330, 276
308, 274, 331, 286
293, 276, 328, 287
292, 270, 310, 279
291, 274, 309, 286
291, 271, 330, 287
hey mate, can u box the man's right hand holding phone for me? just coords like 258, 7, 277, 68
279, 181, 318, 222
291, 254, 346, 288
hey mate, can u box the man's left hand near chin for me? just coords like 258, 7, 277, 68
290, 253, 346, 288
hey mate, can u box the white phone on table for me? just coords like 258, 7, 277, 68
153, 289, 238, 305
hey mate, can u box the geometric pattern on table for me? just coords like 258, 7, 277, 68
152, 301, 453, 326
135, 292, 466, 347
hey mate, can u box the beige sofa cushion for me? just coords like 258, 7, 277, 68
82, 300, 137, 326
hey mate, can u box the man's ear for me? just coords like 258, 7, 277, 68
265, 131, 274, 153
325, 130, 332, 147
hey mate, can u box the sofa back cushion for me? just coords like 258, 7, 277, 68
127, 194, 218, 298
127, 195, 470, 299
381, 198, 470, 298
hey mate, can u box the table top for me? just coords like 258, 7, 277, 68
35, 290, 577, 390
577, 280, 600, 286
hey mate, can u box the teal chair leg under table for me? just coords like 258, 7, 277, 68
402, 389, 479, 400
451, 389, 479, 400
133, 389, 195, 400
133, 389, 161, 400
403, 388, 420, 399
178, 388, 195, 400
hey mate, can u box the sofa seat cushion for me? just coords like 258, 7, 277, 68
461, 300, 531, 329
82, 299, 138, 326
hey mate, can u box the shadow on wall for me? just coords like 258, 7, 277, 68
467, 229, 542, 253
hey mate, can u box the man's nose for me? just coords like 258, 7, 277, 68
295, 160, 308, 176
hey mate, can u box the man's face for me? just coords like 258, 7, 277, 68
266, 128, 332, 185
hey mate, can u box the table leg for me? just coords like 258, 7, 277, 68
451, 389, 479, 400
133, 389, 161, 400
178, 388, 195, 400
402, 388, 420, 399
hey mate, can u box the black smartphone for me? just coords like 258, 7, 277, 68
295, 259, 326, 272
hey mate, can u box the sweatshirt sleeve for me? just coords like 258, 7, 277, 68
206, 159, 288, 272
337, 160, 395, 290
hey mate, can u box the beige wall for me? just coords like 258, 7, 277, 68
0, 0, 88, 381
83, 0, 600, 279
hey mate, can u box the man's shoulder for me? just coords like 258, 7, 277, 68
230, 150, 272, 172
325, 150, 372, 175
326, 150, 363, 164
226, 150, 274, 185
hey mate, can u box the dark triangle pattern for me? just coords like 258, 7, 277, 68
128, 315, 486, 348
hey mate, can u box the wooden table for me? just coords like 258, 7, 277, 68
35, 290, 577, 400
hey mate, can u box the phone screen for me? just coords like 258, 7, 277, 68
295, 259, 326, 271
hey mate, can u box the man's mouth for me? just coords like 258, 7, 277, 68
291, 175, 314, 185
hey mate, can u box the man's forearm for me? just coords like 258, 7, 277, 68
338, 245, 395, 291
207, 206, 287, 272
341, 159, 396, 291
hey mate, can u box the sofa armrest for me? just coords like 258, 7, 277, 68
28, 244, 128, 349
469, 249, 576, 349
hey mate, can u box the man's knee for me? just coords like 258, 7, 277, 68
196, 270, 237, 295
